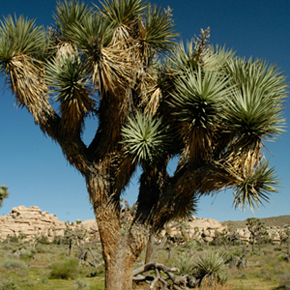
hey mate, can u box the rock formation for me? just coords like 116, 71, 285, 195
1, 206, 287, 244
0, 206, 98, 242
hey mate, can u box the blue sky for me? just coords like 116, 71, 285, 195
0, 0, 289, 223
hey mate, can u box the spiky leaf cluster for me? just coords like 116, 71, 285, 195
121, 112, 169, 166
233, 161, 279, 211
45, 54, 94, 135
194, 251, 227, 283
0, 185, 9, 207
225, 58, 287, 141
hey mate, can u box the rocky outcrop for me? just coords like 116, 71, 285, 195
162, 215, 226, 243
2, 206, 287, 245
0, 206, 226, 243
0, 206, 98, 242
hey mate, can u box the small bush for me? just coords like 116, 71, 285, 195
40, 277, 48, 284
5, 235, 18, 243
2, 259, 28, 272
199, 277, 229, 290
20, 250, 35, 260
38, 236, 50, 245
170, 252, 195, 275
220, 247, 243, 264
75, 279, 89, 289
186, 240, 198, 249
194, 251, 228, 284
49, 258, 79, 280
0, 278, 19, 290
278, 273, 290, 289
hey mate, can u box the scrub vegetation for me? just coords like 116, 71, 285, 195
0, 228, 290, 290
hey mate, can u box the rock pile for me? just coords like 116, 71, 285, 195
234, 225, 289, 244
2, 206, 287, 244
0, 206, 226, 243
0, 206, 98, 242
161, 215, 226, 244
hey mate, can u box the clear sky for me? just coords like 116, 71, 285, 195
0, 0, 289, 223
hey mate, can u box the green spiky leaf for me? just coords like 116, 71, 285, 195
121, 112, 170, 165
233, 161, 279, 212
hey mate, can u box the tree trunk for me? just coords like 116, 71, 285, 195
98, 219, 149, 290
68, 239, 72, 257
86, 161, 151, 290
104, 251, 135, 290
90, 193, 149, 289
145, 232, 154, 264
252, 236, 255, 252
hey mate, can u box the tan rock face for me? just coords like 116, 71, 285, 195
0, 206, 99, 242
164, 216, 226, 243
1, 206, 287, 244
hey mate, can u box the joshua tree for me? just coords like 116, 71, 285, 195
246, 218, 268, 252
284, 227, 290, 256
0, 0, 288, 289
0, 185, 9, 207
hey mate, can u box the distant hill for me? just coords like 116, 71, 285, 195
221, 215, 290, 229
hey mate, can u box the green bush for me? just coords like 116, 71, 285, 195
5, 235, 18, 243
220, 247, 243, 264
194, 251, 228, 284
38, 236, 50, 245
49, 258, 79, 280
2, 259, 28, 272
75, 279, 89, 289
0, 278, 19, 290
170, 252, 195, 275
278, 273, 290, 289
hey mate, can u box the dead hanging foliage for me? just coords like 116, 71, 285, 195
221, 138, 263, 180
55, 42, 79, 60
91, 24, 137, 95
92, 43, 135, 95
110, 24, 132, 48
8, 54, 50, 123
59, 87, 95, 136
143, 86, 162, 116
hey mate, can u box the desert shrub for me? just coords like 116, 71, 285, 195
52, 236, 64, 245
0, 278, 19, 290
277, 273, 290, 289
35, 244, 47, 253
199, 277, 229, 290
5, 235, 18, 243
2, 259, 28, 272
49, 257, 79, 280
193, 251, 228, 284
17, 233, 27, 241
40, 277, 48, 284
38, 236, 50, 245
75, 279, 89, 289
220, 247, 243, 264
20, 249, 35, 260
170, 252, 195, 275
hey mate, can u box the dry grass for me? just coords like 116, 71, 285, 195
0, 239, 290, 290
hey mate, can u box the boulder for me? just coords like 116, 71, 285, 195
0, 206, 98, 242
